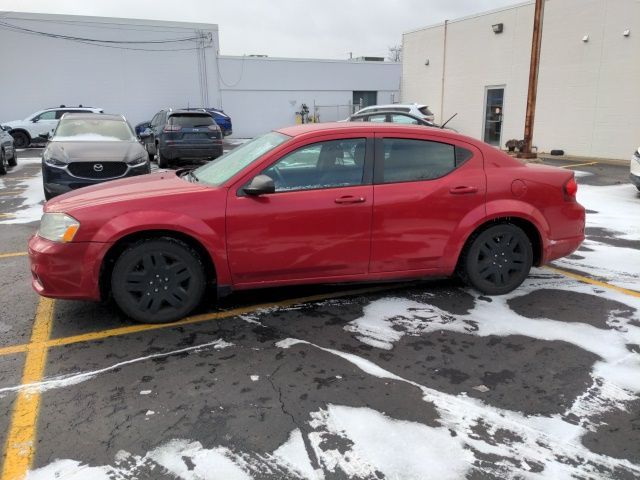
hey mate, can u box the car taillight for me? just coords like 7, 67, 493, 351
163, 124, 182, 132
564, 177, 578, 200
207, 125, 219, 131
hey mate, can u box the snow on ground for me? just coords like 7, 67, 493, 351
0, 155, 45, 225
553, 180, 640, 289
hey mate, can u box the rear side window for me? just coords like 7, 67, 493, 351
381, 138, 457, 183
368, 114, 387, 123
168, 114, 214, 128
390, 114, 419, 125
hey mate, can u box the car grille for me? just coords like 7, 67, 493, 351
67, 162, 127, 179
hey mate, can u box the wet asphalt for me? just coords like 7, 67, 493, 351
0, 150, 638, 479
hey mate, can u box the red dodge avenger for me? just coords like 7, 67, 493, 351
29, 123, 585, 323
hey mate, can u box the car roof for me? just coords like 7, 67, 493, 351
46, 107, 101, 111
359, 104, 426, 110
351, 110, 424, 119
277, 122, 456, 138
60, 113, 123, 121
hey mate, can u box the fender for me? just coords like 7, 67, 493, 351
442, 199, 549, 273
89, 209, 232, 287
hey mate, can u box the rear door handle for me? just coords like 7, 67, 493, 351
449, 185, 478, 194
335, 195, 366, 204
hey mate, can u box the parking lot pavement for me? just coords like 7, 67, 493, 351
0, 150, 639, 479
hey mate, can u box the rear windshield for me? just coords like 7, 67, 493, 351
418, 106, 434, 116
53, 118, 134, 142
168, 114, 214, 128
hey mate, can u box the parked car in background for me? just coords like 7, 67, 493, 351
134, 120, 151, 137
41, 113, 150, 199
631, 146, 640, 191
139, 108, 223, 168
348, 110, 458, 132
29, 122, 585, 324
353, 103, 435, 122
0, 125, 17, 175
181, 108, 233, 136
1, 105, 104, 148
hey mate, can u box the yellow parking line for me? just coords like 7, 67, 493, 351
0, 285, 397, 359
0, 252, 28, 259
546, 265, 640, 298
0, 213, 16, 219
1, 298, 55, 480
0, 191, 24, 196
559, 161, 598, 169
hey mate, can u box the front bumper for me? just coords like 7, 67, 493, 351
43, 162, 150, 197
28, 235, 109, 301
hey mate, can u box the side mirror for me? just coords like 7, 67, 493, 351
32, 118, 39, 123
244, 174, 275, 196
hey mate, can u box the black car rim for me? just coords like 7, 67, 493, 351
124, 252, 193, 314
475, 232, 526, 287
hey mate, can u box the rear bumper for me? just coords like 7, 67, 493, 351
159, 143, 223, 160
28, 235, 108, 301
543, 234, 585, 263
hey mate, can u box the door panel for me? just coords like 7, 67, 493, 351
226, 136, 374, 285
370, 134, 486, 273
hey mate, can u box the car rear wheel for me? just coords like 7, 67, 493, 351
0, 150, 7, 175
157, 146, 169, 168
11, 131, 29, 149
111, 238, 205, 323
8, 149, 17, 167
460, 224, 533, 295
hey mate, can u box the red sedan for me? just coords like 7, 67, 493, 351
29, 123, 585, 323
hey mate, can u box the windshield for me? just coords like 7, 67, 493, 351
53, 118, 135, 141
193, 131, 289, 185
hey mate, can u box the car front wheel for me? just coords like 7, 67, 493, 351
157, 146, 169, 168
8, 149, 17, 167
460, 224, 533, 295
11, 131, 29, 149
0, 150, 7, 175
111, 238, 206, 323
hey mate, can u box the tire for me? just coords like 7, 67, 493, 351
145, 143, 155, 162
111, 238, 206, 323
8, 149, 17, 167
459, 224, 533, 295
0, 150, 7, 175
11, 131, 29, 149
44, 188, 54, 201
157, 145, 169, 168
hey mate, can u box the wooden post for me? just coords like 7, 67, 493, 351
520, 0, 545, 159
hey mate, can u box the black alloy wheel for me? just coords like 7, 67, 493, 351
8, 149, 17, 167
111, 238, 206, 323
461, 224, 533, 295
11, 131, 29, 149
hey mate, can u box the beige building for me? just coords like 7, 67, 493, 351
401, 0, 640, 160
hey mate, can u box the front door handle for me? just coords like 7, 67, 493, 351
335, 195, 366, 204
449, 185, 478, 195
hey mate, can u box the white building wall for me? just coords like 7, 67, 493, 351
218, 56, 401, 137
402, 0, 640, 160
0, 13, 221, 127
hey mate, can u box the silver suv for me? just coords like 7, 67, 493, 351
1, 105, 104, 148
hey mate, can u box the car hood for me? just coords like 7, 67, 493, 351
46, 140, 145, 163
2, 120, 22, 128
45, 170, 212, 213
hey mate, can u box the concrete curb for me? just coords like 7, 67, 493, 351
537, 153, 630, 167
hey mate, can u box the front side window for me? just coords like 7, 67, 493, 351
36, 111, 56, 121
381, 138, 458, 183
390, 114, 419, 125
263, 138, 366, 192
368, 114, 387, 123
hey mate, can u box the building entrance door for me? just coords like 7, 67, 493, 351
483, 87, 504, 146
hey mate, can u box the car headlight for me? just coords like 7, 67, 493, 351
43, 149, 66, 167
37, 213, 80, 243
127, 154, 147, 166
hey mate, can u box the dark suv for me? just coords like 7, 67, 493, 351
140, 109, 223, 168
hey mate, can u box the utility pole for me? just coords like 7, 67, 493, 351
520, 0, 544, 159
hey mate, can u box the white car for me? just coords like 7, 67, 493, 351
631, 146, 640, 191
1, 105, 103, 148
353, 103, 435, 122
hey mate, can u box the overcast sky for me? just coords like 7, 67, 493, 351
1, 0, 525, 59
